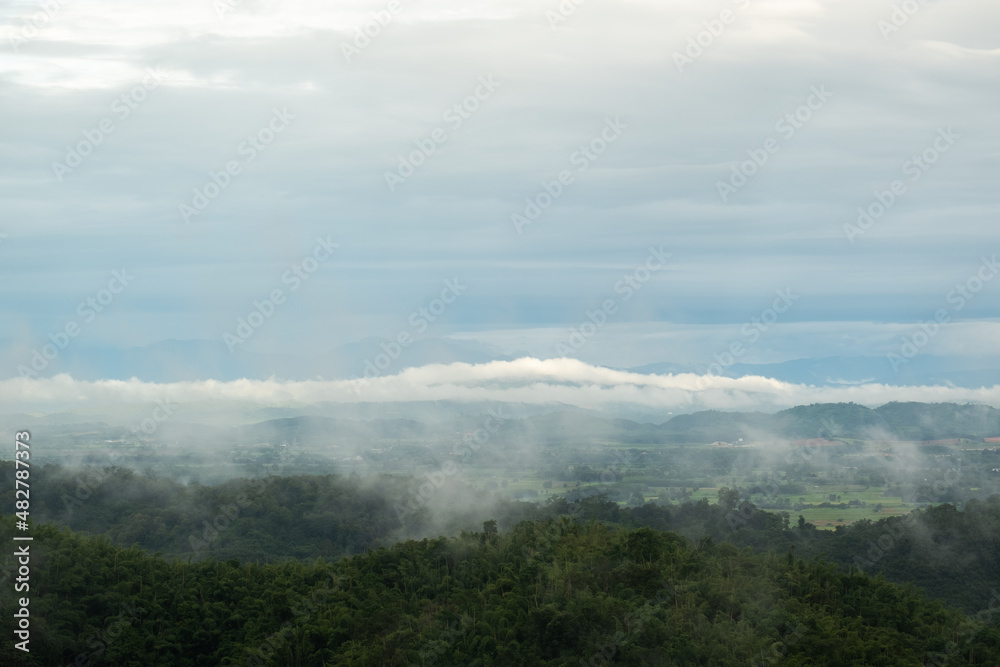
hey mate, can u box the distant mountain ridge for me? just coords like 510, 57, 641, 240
14, 401, 995, 448
660, 401, 1000, 442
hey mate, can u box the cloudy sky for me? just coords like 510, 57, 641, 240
2, 0, 999, 401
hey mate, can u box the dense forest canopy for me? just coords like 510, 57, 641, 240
2, 459, 1000, 664
2, 513, 999, 666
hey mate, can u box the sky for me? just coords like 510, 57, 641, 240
2, 0, 999, 407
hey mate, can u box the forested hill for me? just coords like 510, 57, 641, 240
228, 401, 1000, 446
1, 515, 998, 666
644, 401, 1000, 443
9, 401, 1000, 451
225, 401, 1000, 444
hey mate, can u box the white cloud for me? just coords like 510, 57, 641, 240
3, 358, 999, 414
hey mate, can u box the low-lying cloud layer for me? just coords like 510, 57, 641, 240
4, 358, 999, 415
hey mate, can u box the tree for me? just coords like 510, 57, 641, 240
482, 519, 498, 543
718, 487, 739, 511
